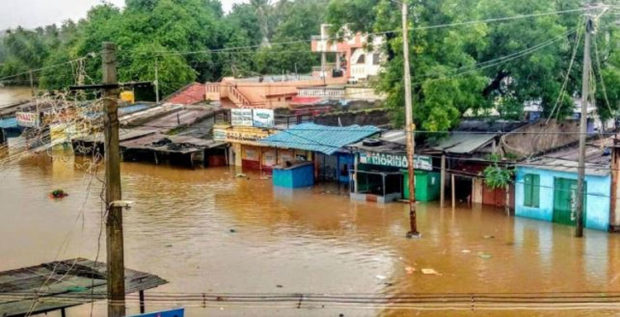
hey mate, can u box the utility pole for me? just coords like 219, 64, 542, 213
154, 57, 160, 104
402, 0, 419, 238
29, 70, 35, 96
102, 42, 126, 317
575, 12, 593, 238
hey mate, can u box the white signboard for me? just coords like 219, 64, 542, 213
252, 109, 274, 128
16, 112, 39, 128
231, 109, 253, 127
359, 151, 433, 171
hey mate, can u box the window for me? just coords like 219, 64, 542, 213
356, 54, 365, 64
523, 174, 540, 207
373, 53, 381, 65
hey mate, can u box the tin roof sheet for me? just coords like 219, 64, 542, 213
260, 122, 380, 155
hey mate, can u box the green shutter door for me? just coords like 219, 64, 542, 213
524, 174, 533, 206
531, 175, 540, 207
553, 178, 586, 226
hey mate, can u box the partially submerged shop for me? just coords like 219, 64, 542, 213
260, 122, 380, 188
421, 131, 514, 208
348, 132, 438, 203
214, 108, 304, 172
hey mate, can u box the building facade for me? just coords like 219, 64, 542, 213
311, 24, 384, 82
515, 163, 611, 231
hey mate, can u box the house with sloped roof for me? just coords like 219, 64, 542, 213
515, 137, 620, 232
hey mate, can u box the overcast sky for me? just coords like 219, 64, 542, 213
0, 0, 248, 30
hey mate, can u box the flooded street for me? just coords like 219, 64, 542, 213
0, 86, 31, 107
1, 152, 619, 316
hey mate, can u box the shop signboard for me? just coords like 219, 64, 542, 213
16, 112, 40, 128
231, 108, 275, 128
213, 128, 227, 141
213, 126, 272, 144
231, 109, 253, 127
252, 109, 274, 128
359, 151, 432, 171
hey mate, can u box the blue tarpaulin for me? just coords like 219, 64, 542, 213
260, 122, 380, 155
0, 117, 17, 129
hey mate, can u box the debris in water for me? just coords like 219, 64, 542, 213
375, 274, 387, 280
483, 235, 495, 239
421, 268, 441, 275
49, 189, 68, 199
478, 252, 492, 259
276, 284, 283, 288
235, 173, 247, 178
229, 229, 236, 233
461, 249, 471, 253
165, 244, 172, 248
405, 266, 416, 274
66, 286, 87, 292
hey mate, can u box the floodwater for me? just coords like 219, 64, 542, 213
1, 150, 620, 317
0, 86, 31, 107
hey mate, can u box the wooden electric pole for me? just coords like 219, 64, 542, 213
154, 57, 160, 104
402, 0, 419, 238
575, 12, 594, 238
102, 42, 126, 317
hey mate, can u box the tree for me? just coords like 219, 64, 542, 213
326, 0, 619, 132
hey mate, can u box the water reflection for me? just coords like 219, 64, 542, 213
0, 154, 619, 317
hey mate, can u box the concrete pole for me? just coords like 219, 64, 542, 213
575, 14, 593, 238
402, 0, 418, 238
102, 42, 126, 317
611, 137, 619, 231
29, 70, 35, 96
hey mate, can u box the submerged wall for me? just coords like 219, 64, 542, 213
515, 166, 611, 231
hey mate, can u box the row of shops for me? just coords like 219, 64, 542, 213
213, 112, 620, 233
213, 114, 444, 204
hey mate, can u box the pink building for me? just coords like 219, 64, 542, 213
310, 24, 384, 82
205, 75, 347, 109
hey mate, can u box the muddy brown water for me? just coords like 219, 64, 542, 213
1, 151, 619, 317
0, 86, 31, 107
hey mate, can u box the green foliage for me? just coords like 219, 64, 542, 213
0, 0, 329, 98
0, 0, 617, 120
483, 160, 514, 189
326, 0, 619, 131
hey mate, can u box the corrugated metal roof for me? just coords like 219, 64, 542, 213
380, 130, 407, 144
518, 157, 609, 176
260, 122, 380, 155
433, 133, 497, 154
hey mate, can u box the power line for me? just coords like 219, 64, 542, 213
124, 7, 592, 57
0, 54, 98, 82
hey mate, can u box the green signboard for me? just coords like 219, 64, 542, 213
359, 151, 432, 171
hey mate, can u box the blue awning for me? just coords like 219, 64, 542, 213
260, 122, 380, 155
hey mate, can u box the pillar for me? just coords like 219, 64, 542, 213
353, 153, 359, 193
451, 173, 456, 208
139, 290, 145, 314
440, 154, 446, 208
